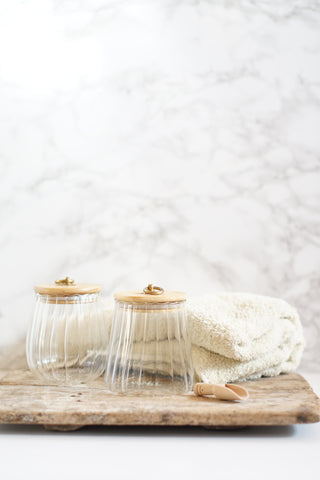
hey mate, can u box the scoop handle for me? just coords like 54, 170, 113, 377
194, 383, 249, 401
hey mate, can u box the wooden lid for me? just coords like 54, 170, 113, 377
34, 277, 101, 296
114, 285, 186, 303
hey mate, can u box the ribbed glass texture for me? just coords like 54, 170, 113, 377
26, 293, 107, 385
104, 300, 194, 394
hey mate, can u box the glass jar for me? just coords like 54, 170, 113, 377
26, 277, 107, 385
104, 284, 194, 394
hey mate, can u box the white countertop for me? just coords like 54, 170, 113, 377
0, 371, 319, 480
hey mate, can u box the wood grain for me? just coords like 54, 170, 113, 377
114, 290, 186, 303
0, 343, 319, 430
34, 283, 101, 296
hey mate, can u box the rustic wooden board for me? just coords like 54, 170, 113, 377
0, 343, 319, 430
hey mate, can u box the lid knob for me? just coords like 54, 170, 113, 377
55, 277, 75, 286
143, 284, 164, 295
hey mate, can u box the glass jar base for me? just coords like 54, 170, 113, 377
105, 373, 193, 395
30, 365, 105, 386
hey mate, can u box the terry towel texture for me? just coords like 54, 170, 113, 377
189, 293, 305, 384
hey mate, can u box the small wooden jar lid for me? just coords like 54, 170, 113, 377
114, 285, 186, 304
34, 277, 101, 296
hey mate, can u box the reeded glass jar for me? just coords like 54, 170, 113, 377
105, 284, 194, 394
26, 277, 107, 385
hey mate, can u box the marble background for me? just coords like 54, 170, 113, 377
0, 0, 319, 370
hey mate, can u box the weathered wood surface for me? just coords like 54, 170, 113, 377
0, 343, 319, 429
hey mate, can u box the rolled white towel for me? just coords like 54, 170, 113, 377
188, 293, 305, 383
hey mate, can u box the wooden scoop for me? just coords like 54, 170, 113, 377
194, 383, 249, 401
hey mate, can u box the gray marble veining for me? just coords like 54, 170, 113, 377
0, 0, 319, 370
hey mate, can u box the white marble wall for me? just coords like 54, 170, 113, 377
0, 0, 319, 370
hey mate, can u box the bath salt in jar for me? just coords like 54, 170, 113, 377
26, 277, 107, 385
104, 284, 194, 395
